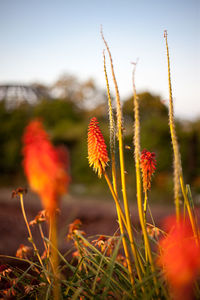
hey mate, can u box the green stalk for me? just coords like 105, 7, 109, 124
143, 190, 148, 225
50, 212, 60, 300
132, 65, 158, 292
103, 50, 136, 288
103, 171, 144, 280
164, 31, 199, 239
38, 223, 48, 254
19, 193, 50, 284
101, 30, 144, 280
111, 153, 136, 288
143, 190, 148, 261
164, 30, 181, 222
104, 171, 128, 231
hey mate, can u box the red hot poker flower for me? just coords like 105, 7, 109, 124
158, 216, 200, 300
88, 117, 109, 178
23, 120, 70, 213
140, 149, 156, 191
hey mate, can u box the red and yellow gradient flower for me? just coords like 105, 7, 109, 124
140, 149, 156, 191
88, 117, 109, 178
23, 120, 70, 213
158, 216, 200, 300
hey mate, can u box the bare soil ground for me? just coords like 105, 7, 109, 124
0, 187, 176, 265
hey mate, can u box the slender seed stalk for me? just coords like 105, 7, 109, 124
143, 191, 148, 261
132, 65, 158, 291
103, 50, 115, 156
38, 223, 48, 254
104, 171, 128, 231
50, 212, 60, 300
112, 155, 136, 288
164, 30, 181, 222
19, 193, 50, 284
103, 52, 135, 288
47, 218, 52, 260
103, 171, 144, 284
39, 222, 53, 273
143, 191, 148, 225
164, 31, 199, 239
101, 30, 144, 280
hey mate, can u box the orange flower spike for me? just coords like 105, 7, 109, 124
140, 149, 156, 191
23, 120, 70, 213
158, 216, 200, 300
88, 117, 109, 178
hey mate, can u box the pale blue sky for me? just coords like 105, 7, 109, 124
0, 0, 199, 119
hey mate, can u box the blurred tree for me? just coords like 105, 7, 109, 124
31, 82, 50, 100
51, 74, 105, 110
0, 78, 199, 201
0, 101, 29, 177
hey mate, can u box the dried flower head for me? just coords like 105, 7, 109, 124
22, 120, 70, 213
92, 235, 118, 256
88, 117, 109, 178
16, 244, 33, 259
12, 187, 27, 199
92, 235, 107, 252
29, 210, 48, 226
147, 225, 160, 239
0, 265, 12, 281
158, 216, 200, 300
140, 149, 156, 191
24, 285, 34, 294
116, 254, 128, 268
67, 219, 83, 240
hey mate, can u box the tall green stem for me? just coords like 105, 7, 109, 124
101, 30, 144, 281
19, 193, 50, 284
164, 30, 181, 222
104, 171, 144, 282
132, 65, 158, 292
50, 212, 60, 300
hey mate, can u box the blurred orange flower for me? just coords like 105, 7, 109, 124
88, 117, 109, 178
140, 149, 156, 191
23, 120, 70, 213
158, 216, 200, 300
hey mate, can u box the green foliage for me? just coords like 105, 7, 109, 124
0, 92, 200, 201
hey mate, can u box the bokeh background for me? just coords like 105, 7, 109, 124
0, 0, 199, 202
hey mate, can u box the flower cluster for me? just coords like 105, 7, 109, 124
29, 210, 47, 226
67, 219, 86, 261
22, 120, 70, 213
92, 235, 118, 256
88, 117, 109, 178
158, 216, 200, 300
16, 244, 33, 259
67, 219, 84, 240
140, 149, 156, 191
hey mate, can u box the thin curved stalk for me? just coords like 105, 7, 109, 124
132, 64, 158, 292
164, 30, 181, 221
103, 51, 135, 288
50, 212, 60, 300
101, 29, 144, 282
19, 193, 50, 284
